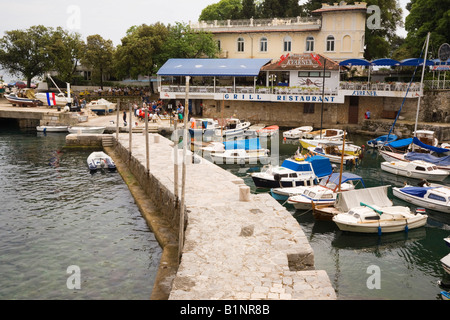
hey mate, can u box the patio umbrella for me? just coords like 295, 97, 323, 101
371, 58, 400, 66
400, 58, 434, 66
339, 58, 371, 66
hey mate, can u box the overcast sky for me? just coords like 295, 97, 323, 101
1, 0, 409, 82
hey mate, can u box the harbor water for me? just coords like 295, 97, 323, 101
217, 131, 450, 300
0, 122, 162, 299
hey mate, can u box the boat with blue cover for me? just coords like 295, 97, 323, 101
367, 134, 397, 148
251, 156, 332, 189
392, 185, 450, 214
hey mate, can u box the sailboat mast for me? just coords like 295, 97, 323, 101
413, 32, 430, 138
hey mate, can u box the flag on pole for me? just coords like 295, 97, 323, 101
310, 53, 322, 66
46, 92, 56, 106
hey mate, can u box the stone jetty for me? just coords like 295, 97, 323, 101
109, 131, 336, 300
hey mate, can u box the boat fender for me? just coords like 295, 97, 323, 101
274, 173, 281, 182
406, 171, 412, 177
405, 220, 409, 233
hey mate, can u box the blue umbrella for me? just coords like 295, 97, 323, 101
371, 58, 400, 66
400, 58, 434, 66
339, 58, 371, 66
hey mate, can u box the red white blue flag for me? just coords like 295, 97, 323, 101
46, 92, 56, 106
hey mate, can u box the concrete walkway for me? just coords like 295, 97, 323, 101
114, 131, 336, 300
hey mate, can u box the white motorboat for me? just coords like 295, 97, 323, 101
380, 160, 449, 181
304, 128, 344, 140
5, 89, 41, 107
307, 142, 359, 165
411, 130, 439, 150
188, 118, 220, 139
441, 253, 450, 275
210, 148, 270, 165
333, 203, 428, 234
87, 151, 116, 171
271, 172, 365, 202
36, 125, 69, 133
283, 126, 313, 139
393, 185, 450, 214
35, 92, 72, 106
257, 125, 279, 137
285, 173, 365, 209
215, 118, 251, 137
300, 138, 362, 156
331, 186, 428, 234
86, 98, 116, 114
68, 126, 106, 134
251, 156, 332, 189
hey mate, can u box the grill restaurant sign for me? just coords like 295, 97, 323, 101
217, 93, 343, 103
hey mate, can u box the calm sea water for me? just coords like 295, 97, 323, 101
0, 122, 161, 300
219, 131, 450, 300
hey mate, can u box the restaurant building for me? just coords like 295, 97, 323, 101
156, 2, 424, 128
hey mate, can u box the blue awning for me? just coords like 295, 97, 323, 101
371, 58, 400, 66
400, 58, 434, 66
157, 58, 272, 77
339, 58, 371, 66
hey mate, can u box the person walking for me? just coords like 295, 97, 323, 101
123, 111, 127, 126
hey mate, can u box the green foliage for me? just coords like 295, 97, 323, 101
0, 25, 53, 87
115, 22, 218, 86
199, 0, 243, 20
199, 0, 301, 20
114, 23, 169, 81
164, 23, 219, 59
47, 27, 84, 83
81, 34, 115, 89
403, 0, 450, 58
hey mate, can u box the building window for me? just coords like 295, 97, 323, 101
237, 37, 245, 52
306, 36, 314, 52
342, 35, 352, 52
326, 35, 335, 52
260, 37, 268, 52
217, 40, 221, 51
283, 36, 292, 52
303, 103, 315, 114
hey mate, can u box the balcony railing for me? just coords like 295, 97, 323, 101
339, 81, 422, 92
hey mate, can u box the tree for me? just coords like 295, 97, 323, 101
199, 0, 243, 21
164, 23, 219, 60
0, 25, 53, 87
403, 0, 450, 58
47, 27, 84, 84
81, 34, 114, 89
260, 0, 301, 18
114, 23, 169, 93
242, 0, 256, 19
